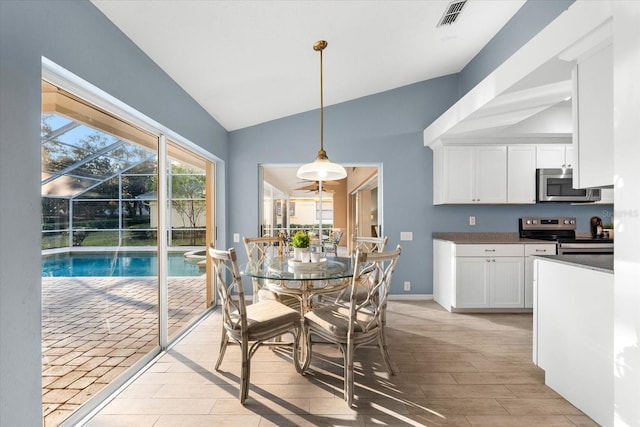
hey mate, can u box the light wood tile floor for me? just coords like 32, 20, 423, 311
86, 300, 598, 426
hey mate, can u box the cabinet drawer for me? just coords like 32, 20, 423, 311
525, 244, 556, 256
456, 244, 524, 257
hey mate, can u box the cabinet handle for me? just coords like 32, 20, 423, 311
535, 249, 547, 252
484, 249, 496, 252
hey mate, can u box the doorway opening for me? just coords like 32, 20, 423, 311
260, 165, 380, 255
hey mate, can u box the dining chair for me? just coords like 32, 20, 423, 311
328, 235, 389, 304
302, 245, 402, 407
351, 235, 388, 256
322, 229, 344, 257
208, 245, 302, 404
243, 236, 299, 310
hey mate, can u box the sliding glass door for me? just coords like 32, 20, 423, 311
41, 80, 216, 426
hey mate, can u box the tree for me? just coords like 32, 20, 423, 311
170, 164, 206, 245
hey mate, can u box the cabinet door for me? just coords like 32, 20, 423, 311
490, 257, 524, 308
475, 146, 507, 203
536, 145, 570, 169
455, 257, 490, 308
508, 145, 536, 204
573, 44, 613, 188
564, 145, 575, 169
443, 146, 475, 203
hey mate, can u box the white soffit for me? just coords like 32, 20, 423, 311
423, 0, 614, 147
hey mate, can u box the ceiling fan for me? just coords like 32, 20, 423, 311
295, 180, 339, 193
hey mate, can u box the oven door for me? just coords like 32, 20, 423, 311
557, 242, 614, 255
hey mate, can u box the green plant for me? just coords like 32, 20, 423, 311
603, 223, 613, 229
291, 230, 310, 248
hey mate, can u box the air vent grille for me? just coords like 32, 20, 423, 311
437, 0, 467, 27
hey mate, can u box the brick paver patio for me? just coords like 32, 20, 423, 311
41, 275, 207, 426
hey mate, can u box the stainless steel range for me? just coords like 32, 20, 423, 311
519, 217, 614, 255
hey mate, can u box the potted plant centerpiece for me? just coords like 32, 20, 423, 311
291, 230, 310, 261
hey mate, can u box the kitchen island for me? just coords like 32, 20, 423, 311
533, 254, 614, 427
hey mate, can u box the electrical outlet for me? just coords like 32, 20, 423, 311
469, 216, 476, 226
404, 281, 411, 291
233, 283, 239, 292
233, 233, 240, 243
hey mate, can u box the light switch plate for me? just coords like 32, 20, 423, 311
400, 232, 413, 241
233, 233, 240, 243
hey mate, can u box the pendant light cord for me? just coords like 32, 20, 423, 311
314, 40, 328, 159
319, 44, 324, 155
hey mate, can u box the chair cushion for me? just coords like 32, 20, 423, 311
257, 288, 299, 306
230, 300, 300, 335
304, 305, 374, 339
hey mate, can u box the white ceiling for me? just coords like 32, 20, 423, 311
91, 0, 525, 131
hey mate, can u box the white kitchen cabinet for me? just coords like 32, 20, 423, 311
456, 257, 490, 308
456, 256, 524, 309
524, 244, 556, 308
536, 144, 575, 169
572, 43, 613, 189
490, 257, 525, 308
442, 146, 507, 204
507, 145, 537, 204
441, 243, 525, 310
433, 240, 557, 311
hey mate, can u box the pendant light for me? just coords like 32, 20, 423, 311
297, 40, 347, 181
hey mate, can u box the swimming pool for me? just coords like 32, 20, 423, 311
42, 252, 202, 277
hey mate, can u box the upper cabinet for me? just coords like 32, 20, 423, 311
572, 43, 613, 188
536, 144, 575, 169
508, 145, 537, 204
436, 146, 507, 204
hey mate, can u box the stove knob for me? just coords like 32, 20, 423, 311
570, 220, 575, 225
532, 220, 538, 225
526, 220, 531, 225
563, 220, 569, 224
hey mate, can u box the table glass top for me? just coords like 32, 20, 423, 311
242, 256, 353, 281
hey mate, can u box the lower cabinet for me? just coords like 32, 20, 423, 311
434, 240, 545, 311
456, 255, 524, 309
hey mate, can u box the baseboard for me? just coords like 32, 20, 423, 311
388, 294, 434, 301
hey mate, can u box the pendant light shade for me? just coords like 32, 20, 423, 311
297, 40, 347, 182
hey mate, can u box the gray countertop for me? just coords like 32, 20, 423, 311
432, 232, 552, 244
534, 254, 614, 274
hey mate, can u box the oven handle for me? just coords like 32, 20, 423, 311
558, 248, 614, 255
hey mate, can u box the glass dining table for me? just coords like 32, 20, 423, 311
241, 256, 354, 315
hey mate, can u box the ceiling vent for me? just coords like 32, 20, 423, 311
437, 0, 467, 27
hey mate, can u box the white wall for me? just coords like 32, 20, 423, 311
612, 3, 640, 426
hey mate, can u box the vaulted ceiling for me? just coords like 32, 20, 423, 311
91, 0, 525, 131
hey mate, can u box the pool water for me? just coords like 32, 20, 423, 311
42, 252, 202, 277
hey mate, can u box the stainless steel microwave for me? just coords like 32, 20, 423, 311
536, 168, 601, 203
